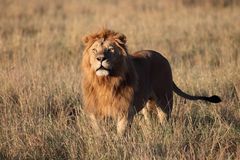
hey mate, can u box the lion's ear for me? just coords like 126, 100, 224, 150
82, 35, 92, 46
115, 33, 127, 45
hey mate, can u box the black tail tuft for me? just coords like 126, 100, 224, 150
205, 95, 222, 103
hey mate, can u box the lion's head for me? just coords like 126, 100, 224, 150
82, 29, 128, 77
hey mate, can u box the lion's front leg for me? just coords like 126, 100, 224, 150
89, 114, 101, 134
117, 113, 134, 136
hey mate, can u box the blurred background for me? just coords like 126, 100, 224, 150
0, 0, 239, 159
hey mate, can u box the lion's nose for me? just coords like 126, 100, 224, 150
96, 55, 106, 62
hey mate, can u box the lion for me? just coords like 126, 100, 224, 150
81, 29, 221, 136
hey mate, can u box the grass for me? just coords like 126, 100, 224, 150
0, 0, 239, 159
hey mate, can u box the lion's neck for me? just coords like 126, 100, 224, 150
91, 70, 134, 94
82, 63, 137, 118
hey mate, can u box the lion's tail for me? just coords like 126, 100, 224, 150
172, 81, 221, 103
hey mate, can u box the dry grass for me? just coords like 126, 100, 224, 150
0, 0, 239, 159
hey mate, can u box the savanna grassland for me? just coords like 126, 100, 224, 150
0, 0, 240, 159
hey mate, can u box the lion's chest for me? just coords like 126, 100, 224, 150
84, 84, 134, 118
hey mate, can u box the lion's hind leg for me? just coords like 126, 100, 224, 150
142, 100, 156, 125
155, 92, 173, 125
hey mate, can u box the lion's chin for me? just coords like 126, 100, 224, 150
96, 69, 109, 77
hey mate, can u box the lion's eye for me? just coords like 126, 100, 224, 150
92, 48, 97, 54
108, 47, 114, 53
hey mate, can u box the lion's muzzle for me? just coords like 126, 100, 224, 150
95, 55, 111, 77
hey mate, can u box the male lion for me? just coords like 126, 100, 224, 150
81, 29, 221, 136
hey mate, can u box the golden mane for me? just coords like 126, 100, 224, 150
81, 29, 137, 118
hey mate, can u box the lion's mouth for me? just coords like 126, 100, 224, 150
96, 66, 110, 76
96, 65, 108, 71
